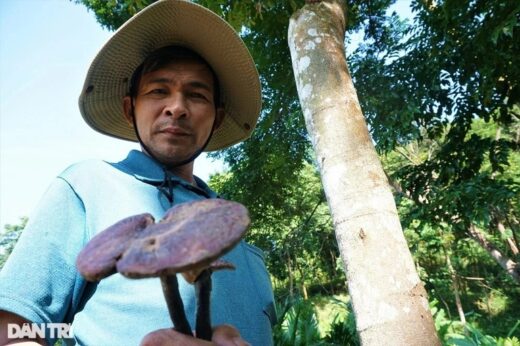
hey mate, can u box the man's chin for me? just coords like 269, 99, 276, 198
152, 149, 200, 167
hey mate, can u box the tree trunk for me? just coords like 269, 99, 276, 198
468, 224, 520, 283
295, 260, 309, 299
287, 253, 295, 298
288, 1, 440, 345
497, 221, 519, 256
445, 254, 466, 326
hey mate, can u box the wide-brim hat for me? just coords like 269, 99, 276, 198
79, 0, 261, 151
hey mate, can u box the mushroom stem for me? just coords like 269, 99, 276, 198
195, 269, 213, 340
160, 274, 193, 336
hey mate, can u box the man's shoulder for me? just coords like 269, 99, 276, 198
59, 159, 111, 179
54, 159, 129, 201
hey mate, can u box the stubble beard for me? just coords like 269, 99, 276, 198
144, 135, 200, 167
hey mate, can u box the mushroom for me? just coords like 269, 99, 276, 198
192, 259, 235, 340
76, 213, 156, 281
76, 198, 250, 340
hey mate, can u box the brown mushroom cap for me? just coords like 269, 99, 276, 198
116, 199, 249, 278
76, 213, 155, 281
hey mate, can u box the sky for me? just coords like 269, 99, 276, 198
0, 0, 225, 227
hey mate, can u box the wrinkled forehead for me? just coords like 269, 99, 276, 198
130, 46, 218, 95
139, 60, 216, 90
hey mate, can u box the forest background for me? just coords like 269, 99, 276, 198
1, 0, 519, 345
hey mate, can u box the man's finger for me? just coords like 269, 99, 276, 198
140, 328, 211, 346
211, 325, 251, 346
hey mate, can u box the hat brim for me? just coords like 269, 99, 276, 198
79, 0, 261, 151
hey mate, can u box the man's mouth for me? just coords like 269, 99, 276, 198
159, 126, 191, 136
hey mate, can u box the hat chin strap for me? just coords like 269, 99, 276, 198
130, 103, 217, 205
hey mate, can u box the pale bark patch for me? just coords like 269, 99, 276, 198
378, 303, 399, 320
301, 84, 313, 100
298, 56, 311, 71
307, 28, 318, 36
304, 40, 316, 50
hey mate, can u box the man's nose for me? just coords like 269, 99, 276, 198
164, 94, 187, 119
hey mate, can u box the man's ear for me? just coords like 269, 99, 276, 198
122, 96, 134, 126
214, 106, 225, 130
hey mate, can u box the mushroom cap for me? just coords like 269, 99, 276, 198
117, 199, 249, 278
76, 213, 155, 281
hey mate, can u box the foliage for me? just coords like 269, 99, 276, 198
274, 297, 322, 346
352, 1, 520, 150
320, 297, 360, 346
0, 217, 27, 269
351, 0, 520, 306
209, 163, 342, 297
430, 299, 520, 346
73, 0, 157, 31
352, 0, 520, 288
381, 119, 520, 336
324, 313, 360, 346
272, 296, 519, 345
446, 324, 520, 346
273, 295, 360, 346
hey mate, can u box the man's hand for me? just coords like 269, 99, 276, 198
140, 324, 251, 346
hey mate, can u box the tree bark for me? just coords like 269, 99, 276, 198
497, 221, 519, 256
288, 1, 440, 345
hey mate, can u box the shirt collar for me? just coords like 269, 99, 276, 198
110, 150, 217, 198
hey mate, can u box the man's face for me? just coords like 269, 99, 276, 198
124, 59, 224, 166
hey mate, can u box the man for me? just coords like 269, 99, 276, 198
0, 1, 275, 345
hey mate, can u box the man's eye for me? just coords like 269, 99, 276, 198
190, 92, 208, 100
149, 88, 167, 94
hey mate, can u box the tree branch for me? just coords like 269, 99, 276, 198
467, 224, 520, 284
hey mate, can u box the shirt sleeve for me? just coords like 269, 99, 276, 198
0, 177, 89, 334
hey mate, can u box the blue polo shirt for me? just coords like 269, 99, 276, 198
0, 150, 275, 345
